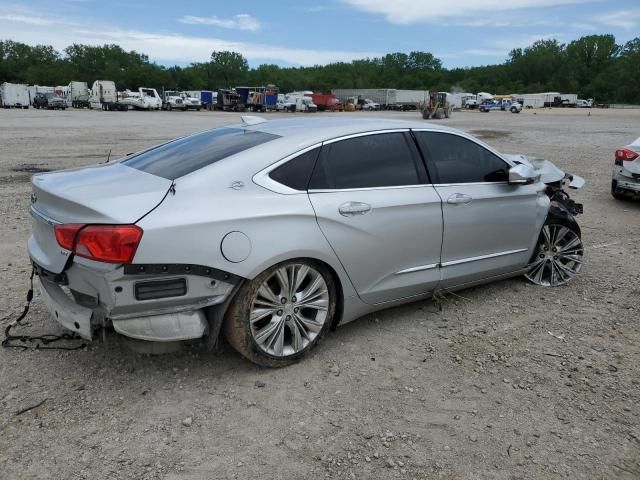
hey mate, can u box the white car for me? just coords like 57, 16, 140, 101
612, 137, 640, 200
362, 99, 380, 111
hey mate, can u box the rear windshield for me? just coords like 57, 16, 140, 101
123, 128, 279, 180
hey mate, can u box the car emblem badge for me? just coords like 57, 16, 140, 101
30, 193, 37, 204
230, 181, 244, 190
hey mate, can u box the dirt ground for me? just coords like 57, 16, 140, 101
0, 107, 638, 480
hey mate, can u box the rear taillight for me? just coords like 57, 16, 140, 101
615, 148, 639, 165
53, 224, 143, 263
54, 224, 84, 250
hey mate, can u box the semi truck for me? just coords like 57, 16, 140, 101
67, 81, 90, 108
89, 80, 127, 111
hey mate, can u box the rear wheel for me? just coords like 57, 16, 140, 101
525, 217, 583, 287
224, 260, 337, 367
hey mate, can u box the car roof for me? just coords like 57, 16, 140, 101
240, 116, 462, 147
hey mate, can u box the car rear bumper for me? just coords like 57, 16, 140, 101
613, 168, 640, 192
31, 258, 242, 342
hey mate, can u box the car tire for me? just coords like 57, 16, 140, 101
611, 180, 628, 200
525, 215, 583, 287
223, 259, 337, 367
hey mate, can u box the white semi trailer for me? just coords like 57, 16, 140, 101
0, 83, 30, 108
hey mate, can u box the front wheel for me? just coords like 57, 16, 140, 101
525, 218, 583, 287
224, 260, 337, 367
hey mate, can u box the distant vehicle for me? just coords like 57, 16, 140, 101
162, 91, 186, 111
67, 81, 90, 108
463, 92, 494, 110
216, 89, 240, 111
276, 99, 296, 112
499, 99, 522, 113
33, 92, 67, 110
422, 92, 452, 119
611, 137, 640, 200
0, 82, 30, 108
544, 95, 577, 108
181, 92, 202, 111
89, 81, 127, 111
294, 96, 317, 112
576, 99, 593, 108
119, 88, 162, 110
236, 86, 278, 112
479, 100, 503, 112
308, 93, 343, 112
361, 99, 380, 111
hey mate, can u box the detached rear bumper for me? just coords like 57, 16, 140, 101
39, 277, 93, 340
32, 259, 242, 342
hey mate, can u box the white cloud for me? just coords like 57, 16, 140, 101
0, 15, 379, 66
342, 0, 592, 24
0, 14, 52, 26
597, 10, 640, 30
178, 14, 261, 32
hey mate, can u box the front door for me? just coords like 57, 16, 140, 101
413, 130, 540, 288
308, 131, 443, 305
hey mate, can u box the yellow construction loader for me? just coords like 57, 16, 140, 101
422, 92, 453, 119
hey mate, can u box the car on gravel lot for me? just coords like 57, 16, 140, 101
27, 117, 585, 366
611, 137, 640, 200
32, 92, 67, 110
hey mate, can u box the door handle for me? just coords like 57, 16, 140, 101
338, 201, 372, 216
447, 193, 472, 205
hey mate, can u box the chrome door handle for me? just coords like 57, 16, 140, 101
447, 193, 472, 205
338, 201, 372, 216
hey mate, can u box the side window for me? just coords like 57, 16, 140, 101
268, 147, 320, 191
415, 131, 509, 184
309, 132, 421, 190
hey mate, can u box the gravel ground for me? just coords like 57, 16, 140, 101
0, 108, 638, 480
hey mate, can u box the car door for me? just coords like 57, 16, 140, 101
308, 130, 443, 305
413, 130, 540, 288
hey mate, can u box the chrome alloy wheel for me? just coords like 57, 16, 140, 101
525, 224, 583, 287
250, 264, 330, 357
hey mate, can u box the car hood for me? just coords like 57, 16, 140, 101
503, 154, 585, 188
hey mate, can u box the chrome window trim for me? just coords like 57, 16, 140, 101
433, 181, 510, 187
395, 263, 439, 275
30, 206, 60, 226
321, 128, 410, 145
308, 184, 434, 194
441, 248, 528, 267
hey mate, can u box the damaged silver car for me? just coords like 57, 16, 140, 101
27, 117, 584, 366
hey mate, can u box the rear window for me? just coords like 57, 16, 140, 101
123, 128, 280, 180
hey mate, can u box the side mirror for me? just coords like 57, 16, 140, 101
508, 164, 539, 185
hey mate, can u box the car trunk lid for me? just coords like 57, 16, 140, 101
29, 163, 172, 273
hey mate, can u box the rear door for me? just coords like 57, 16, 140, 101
413, 130, 539, 288
308, 130, 443, 305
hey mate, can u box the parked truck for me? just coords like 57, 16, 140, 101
89, 80, 127, 111
67, 81, 90, 108
307, 93, 343, 111
236, 86, 279, 112
0, 83, 30, 108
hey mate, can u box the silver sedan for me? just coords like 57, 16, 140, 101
27, 117, 584, 366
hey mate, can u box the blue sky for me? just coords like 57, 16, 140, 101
0, 0, 638, 68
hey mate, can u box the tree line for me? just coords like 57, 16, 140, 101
1, 34, 639, 103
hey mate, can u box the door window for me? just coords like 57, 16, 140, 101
310, 132, 422, 189
415, 131, 509, 184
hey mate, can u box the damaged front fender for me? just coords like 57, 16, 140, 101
503, 154, 584, 189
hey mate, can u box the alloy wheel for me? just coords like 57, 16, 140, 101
250, 264, 330, 357
525, 224, 583, 287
